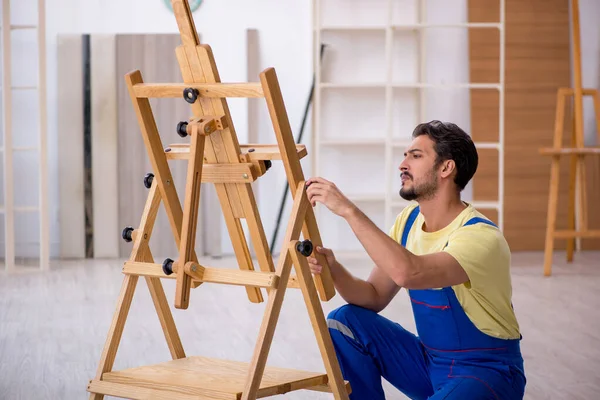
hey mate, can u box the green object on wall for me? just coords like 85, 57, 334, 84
164, 0, 203, 13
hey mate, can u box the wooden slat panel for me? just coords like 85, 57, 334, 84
468, 0, 578, 250
468, 27, 499, 85
470, 89, 499, 143
57, 35, 86, 258
473, 148, 499, 201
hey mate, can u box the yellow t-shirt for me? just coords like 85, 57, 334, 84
388, 202, 521, 340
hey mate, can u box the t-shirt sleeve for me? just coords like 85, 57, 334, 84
388, 219, 400, 241
442, 225, 510, 291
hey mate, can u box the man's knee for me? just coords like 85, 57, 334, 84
327, 304, 373, 323
327, 304, 378, 341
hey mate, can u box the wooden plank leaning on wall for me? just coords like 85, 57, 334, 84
58, 35, 86, 258
467, 0, 600, 251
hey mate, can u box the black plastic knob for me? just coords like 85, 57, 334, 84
264, 160, 272, 170
122, 226, 134, 242
296, 240, 313, 257
183, 88, 199, 104
144, 173, 154, 189
177, 121, 189, 138
162, 258, 174, 275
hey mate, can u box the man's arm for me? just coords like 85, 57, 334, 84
345, 207, 468, 289
308, 247, 401, 313
306, 177, 469, 290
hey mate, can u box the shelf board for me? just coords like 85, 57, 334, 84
0, 206, 40, 213
318, 25, 387, 32
347, 194, 386, 202
392, 23, 501, 30
316, 23, 502, 32
470, 201, 500, 210
320, 82, 387, 89
392, 140, 412, 148
390, 201, 498, 211
475, 142, 501, 150
90, 356, 345, 399
392, 83, 501, 90
319, 83, 500, 90
320, 138, 386, 146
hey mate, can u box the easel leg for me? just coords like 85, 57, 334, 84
89, 176, 186, 399
259, 68, 336, 301
88, 275, 139, 400
133, 175, 187, 358
242, 185, 309, 400
175, 126, 206, 310
289, 242, 350, 399
567, 113, 577, 261
544, 156, 560, 277
543, 90, 566, 276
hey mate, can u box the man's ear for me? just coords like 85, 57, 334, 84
440, 160, 455, 178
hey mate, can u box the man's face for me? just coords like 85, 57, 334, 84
398, 135, 440, 201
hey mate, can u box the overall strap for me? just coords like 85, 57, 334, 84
402, 207, 498, 249
401, 206, 420, 247
463, 217, 498, 228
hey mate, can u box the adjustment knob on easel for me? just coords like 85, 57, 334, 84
144, 173, 154, 189
264, 160, 272, 170
162, 258, 174, 275
122, 226, 134, 242
183, 88, 199, 104
296, 240, 313, 257
176, 121, 189, 137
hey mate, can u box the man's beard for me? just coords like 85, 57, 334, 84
399, 169, 438, 201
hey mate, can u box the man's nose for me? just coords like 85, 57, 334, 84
399, 159, 408, 171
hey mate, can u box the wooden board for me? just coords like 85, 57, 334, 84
57, 35, 86, 259
91, 34, 119, 258
99, 356, 329, 399
116, 33, 218, 259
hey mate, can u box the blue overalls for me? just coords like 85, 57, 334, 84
327, 206, 526, 399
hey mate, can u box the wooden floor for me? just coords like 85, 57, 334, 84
0, 251, 599, 399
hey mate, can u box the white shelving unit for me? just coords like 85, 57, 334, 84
1, 0, 49, 271
312, 0, 505, 253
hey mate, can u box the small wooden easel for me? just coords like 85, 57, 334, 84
86, 1, 350, 399
539, 0, 600, 276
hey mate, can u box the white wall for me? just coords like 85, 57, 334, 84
4, 0, 599, 258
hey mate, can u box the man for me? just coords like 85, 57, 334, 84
305, 120, 526, 400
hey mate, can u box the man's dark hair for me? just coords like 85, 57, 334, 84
412, 120, 478, 191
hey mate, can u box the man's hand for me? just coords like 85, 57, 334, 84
306, 177, 356, 218
307, 246, 337, 275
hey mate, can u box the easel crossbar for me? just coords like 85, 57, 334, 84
164, 143, 308, 162
123, 261, 280, 288
553, 230, 600, 239
133, 82, 265, 99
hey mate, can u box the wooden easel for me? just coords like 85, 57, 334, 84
87, 1, 350, 399
540, 0, 600, 276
